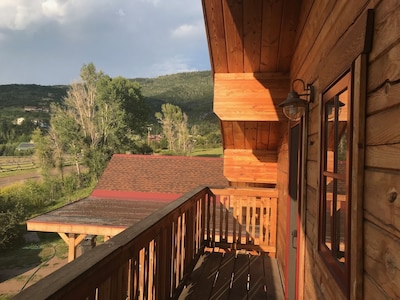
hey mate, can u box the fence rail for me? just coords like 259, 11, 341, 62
0, 159, 36, 172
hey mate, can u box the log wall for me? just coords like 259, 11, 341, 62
289, 0, 400, 298
276, 130, 288, 290
364, 0, 400, 297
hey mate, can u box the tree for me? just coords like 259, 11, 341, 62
155, 103, 190, 153
0, 201, 25, 249
31, 128, 55, 177
48, 63, 149, 181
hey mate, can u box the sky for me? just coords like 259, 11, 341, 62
0, 0, 211, 85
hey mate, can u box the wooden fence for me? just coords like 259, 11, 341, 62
14, 186, 278, 299
0, 157, 36, 172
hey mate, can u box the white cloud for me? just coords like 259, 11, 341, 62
117, 9, 126, 17
0, 1, 41, 30
0, 0, 210, 84
149, 56, 198, 77
42, 0, 66, 20
171, 22, 204, 39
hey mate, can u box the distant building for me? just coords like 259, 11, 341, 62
14, 117, 25, 125
16, 142, 35, 151
24, 106, 49, 113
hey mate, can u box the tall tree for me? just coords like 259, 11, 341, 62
155, 103, 190, 153
31, 128, 54, 177
48, 63, 149, 181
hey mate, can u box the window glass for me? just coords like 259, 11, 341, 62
320, 72, 351, 288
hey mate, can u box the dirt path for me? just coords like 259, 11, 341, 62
0, 172, 41, 188
0, 166, 79, 188
0, 166, 83, 298
0, 256, 68, 297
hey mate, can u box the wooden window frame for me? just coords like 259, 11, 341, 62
319, 71, 352, 293
318, 54, 366, 298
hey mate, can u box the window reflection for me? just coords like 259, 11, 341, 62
322, 84, 349, 265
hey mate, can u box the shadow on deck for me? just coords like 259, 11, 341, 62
180, 248, 284, 300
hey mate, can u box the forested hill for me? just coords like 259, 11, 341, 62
0, 71, 214, 122
0, 84, 67, 107
134, 71, 214, 122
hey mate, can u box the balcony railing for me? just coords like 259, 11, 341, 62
14, 186, 277, 299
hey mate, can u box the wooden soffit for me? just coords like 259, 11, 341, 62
202, 0, 301, 73
214, 73, 289, 121
221, 120, 284, 151
224, 149, 277, 184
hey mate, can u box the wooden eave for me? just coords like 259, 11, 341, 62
202, 0, 300, 121
26, 197, 169, 236
202, 0, 300, 184
202, 0, 301, 74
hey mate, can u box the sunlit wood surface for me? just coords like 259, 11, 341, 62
179, 248, 284, 300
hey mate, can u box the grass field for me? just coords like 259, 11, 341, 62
192, 147, 223, 157
0, 156, 36, 174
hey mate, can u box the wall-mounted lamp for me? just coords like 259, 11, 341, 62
326, 97, 345, 121
279, 79, 314, 121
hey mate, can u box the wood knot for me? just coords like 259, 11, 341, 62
387, 189, 398, 203
384, 250, 398, 280
384, 82, 391, 95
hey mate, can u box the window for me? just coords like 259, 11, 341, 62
319, 72, 351, 291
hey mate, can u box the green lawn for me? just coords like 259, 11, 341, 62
192, 147, 223, 157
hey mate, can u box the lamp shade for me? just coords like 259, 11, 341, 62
279, 91, 308, 121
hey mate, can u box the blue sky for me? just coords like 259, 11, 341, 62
0, 0, 211, 85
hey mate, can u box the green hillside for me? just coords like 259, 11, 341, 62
134, 70, 214, 122
0, 84, 67, 108
0, 71, 215, 123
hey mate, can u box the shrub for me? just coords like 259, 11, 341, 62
0, 200, 25, 249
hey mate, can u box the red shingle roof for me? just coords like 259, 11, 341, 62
27, 154, 229, 236
92, 154, 229, 200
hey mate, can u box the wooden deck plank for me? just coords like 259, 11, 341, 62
179, 251, 221, 299
248, 255, 267, 299
179, 250, 283, 300
209, 252, 236, 300
230, 252, 249, 299
263, 254, 284, 299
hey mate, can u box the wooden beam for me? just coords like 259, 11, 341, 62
211, 187, 278, 198
74, 234, 87, 247
223, 149, 277, 184
58, 233, 88, 262
28, 221, 126, 237
213, 73, 288, 121
58, 232, 69, 245
68, 234, 76, 262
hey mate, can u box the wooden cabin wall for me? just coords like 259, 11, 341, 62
364, 0, 400, 298
290, 0, 400, 299
276, 129, 288, 288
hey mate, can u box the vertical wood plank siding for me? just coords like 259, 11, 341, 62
290, 0, 400, 298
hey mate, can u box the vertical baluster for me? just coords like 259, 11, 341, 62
212, 195, 216, 247
269, 197, 277, 256
138, 248, 145, 300
232, 196, 237, 250
180, 213, 186, 281
224, 196, 229, 243
259, 198, 265, 245
219, 195, 224, 242
246, 196, 251, 244
206, 193, 211, 244
251, 197, 257, 244
147, 240, 155, 299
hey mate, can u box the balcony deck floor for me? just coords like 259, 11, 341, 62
179, 248, 284, 300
